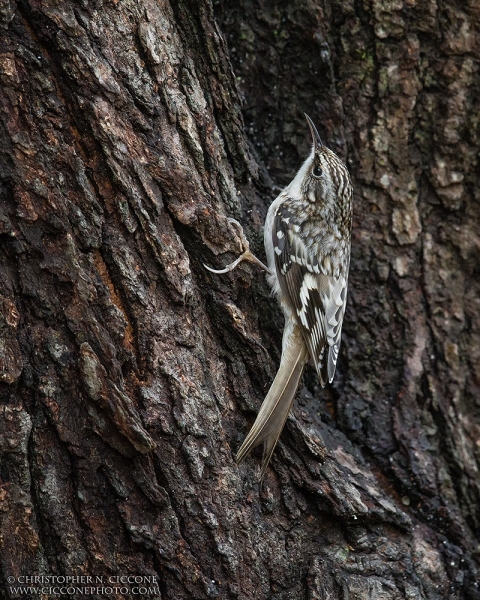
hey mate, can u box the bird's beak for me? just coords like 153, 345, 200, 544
304, 113, 323, 150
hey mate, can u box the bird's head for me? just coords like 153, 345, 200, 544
287, 114, 352, 211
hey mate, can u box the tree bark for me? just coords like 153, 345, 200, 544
0, 0, 479, 599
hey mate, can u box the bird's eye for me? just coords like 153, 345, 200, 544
312, 165, 323, 178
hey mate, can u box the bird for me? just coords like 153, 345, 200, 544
205, 114, 353, 479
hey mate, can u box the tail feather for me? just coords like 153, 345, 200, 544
236, 325, 308, 477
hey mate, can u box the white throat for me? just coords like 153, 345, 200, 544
284, 147, 315, 200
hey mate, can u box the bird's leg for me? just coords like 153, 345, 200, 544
204, 218, 270, 274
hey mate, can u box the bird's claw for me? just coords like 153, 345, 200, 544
204, 252, 250, 274
204, 218, 270, 275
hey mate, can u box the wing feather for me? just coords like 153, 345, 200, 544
272, 208, 348, 386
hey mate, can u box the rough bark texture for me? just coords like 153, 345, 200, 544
0, 0, 479, 599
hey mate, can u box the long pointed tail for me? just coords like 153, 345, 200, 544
236, 324, 308, 478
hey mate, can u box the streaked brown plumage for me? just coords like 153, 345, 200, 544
206, 114, 353, 478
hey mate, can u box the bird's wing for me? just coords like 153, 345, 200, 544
272, 207, 348, 386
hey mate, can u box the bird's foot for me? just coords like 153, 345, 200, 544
204, 218, 270, 274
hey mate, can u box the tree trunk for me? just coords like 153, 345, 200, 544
0, 0, 479, 598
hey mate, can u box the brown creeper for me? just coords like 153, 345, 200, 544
206, 115, 353, 477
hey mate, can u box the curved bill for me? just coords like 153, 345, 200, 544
304, 113, 323, 150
